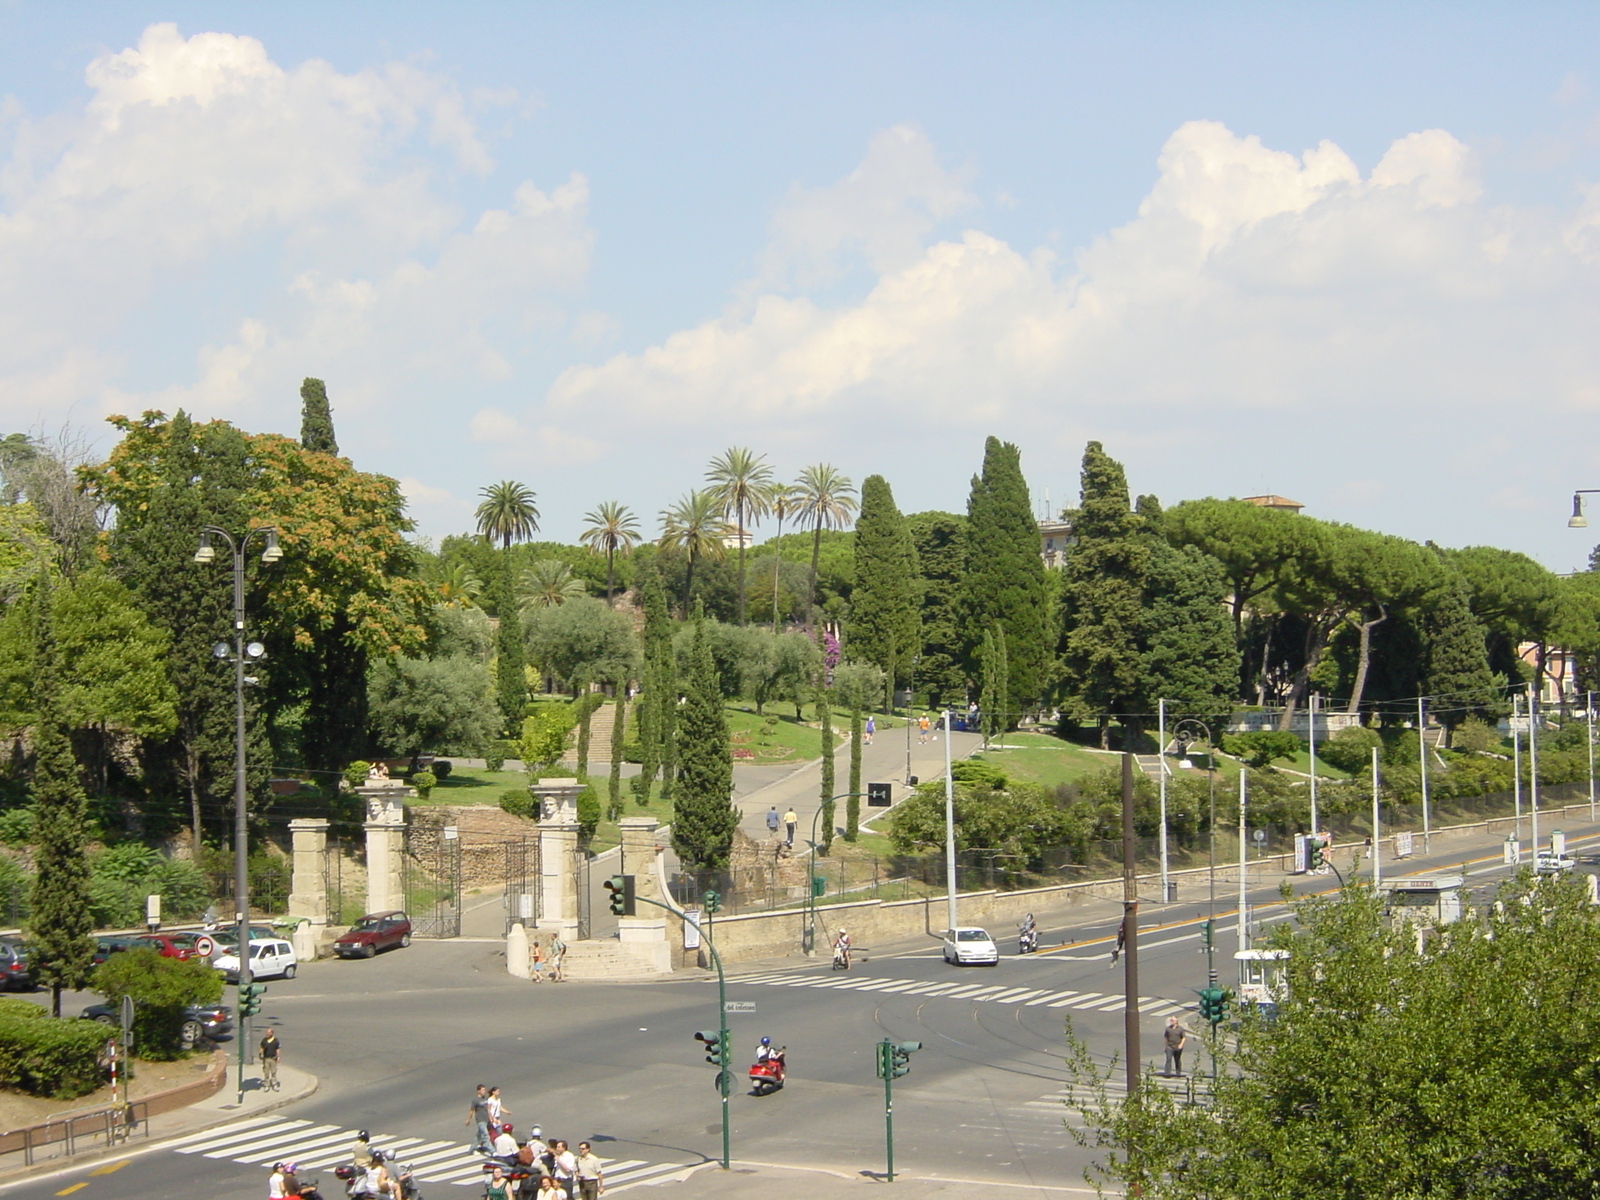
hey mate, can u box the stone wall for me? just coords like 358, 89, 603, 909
407, 805, 539, 891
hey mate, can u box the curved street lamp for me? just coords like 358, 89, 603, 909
194, 525, 282, 1102
804, 793, 863, 955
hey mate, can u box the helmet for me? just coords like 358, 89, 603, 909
371, 1150, 386, 1164
284, 1164, 298, 1176
531, 1125, 542, 1137
273, 1163, 285, 1172
357, 1130, 369, 1140
760, 1036, 771, 1046
502, 1123, 515, 1133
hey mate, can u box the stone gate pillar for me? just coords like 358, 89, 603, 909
287, 818, 329, 959
534, 780, 584, 943
357, 785, 411, 916
618, 815, 670, 972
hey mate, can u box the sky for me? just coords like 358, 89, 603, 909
5, 4, 1600, 570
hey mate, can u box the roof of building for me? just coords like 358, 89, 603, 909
1241, 495, 1304, 511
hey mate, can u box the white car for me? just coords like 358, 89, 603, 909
212, 938, 298, 982
1535, 850, 1576, 876
942, 927, 999, 966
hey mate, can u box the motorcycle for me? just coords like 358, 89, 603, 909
1018, 924, 1038, 954
749, 1048, 787, 1095
831, 943, 851, 971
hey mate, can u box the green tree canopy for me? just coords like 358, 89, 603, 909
298, 377, 338, 455
367, 654, 500, 757
907, 511, 968, 708
671, 617, 737, 870
524, 596, 638, 693
847, 474, 919, 703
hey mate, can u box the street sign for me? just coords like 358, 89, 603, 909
119, 995, 134, 1035
723, 1001, 755, 1013
683, 910, 702, 949
1396, 831, 1414, 858
194, 935, 215, 958
1253, 829, 1266, 843
867, 782, 892, 807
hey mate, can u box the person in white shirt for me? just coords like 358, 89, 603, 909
268, 1163, 289, 1200
551, 1139, 578, 1198
489, 1123, 519, 1161
574, 1141, 605, 1199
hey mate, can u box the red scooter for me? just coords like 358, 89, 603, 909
749, 1048, 787, 1096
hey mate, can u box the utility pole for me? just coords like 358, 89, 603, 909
943, 710, 957, 937
1418, 696, 1431, 853
1120, 753, 1139, 1098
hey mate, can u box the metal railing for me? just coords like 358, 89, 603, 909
0, 1098, 149, 1165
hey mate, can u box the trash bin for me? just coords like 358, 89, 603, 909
1165, 881, 1178, 903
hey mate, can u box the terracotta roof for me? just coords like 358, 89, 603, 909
1242, 495, 1303, 510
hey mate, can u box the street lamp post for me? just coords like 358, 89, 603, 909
194, 525, 281, 1103
805, 793, 862, 955
1172, 718, 1216, 987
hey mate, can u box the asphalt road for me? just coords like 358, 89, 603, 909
9, 812, 1596, 1200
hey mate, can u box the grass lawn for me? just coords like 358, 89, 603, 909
724, 702, 891, 765
970, 731, 1120, 788
414, 768, 530, 805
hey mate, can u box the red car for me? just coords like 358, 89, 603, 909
136, 932, 205, 961
332, 911, 412, 958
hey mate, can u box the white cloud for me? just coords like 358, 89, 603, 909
468, 407, 605, 467
0, 23, 591, 439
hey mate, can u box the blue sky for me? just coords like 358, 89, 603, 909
5, 4, 1600, 568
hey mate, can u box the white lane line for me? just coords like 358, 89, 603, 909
893, 982, 945, 995
1089, 997, 1130, 1011
962, 987, 1009, 1000
1045, 992, 1100, 1007
609, 1162, 700, 1186
1026, 990, 1079, 1006
806, 979, 857, 988
825, 979, 873, 989
941, 984, 989, 997
202, 1124, 341, 1159
175, 1119, 310, 1154
847, 979, 901, 991
163, 1116, 285, 1150
992, 989, 1045, 1004
872, 981, 922, 993
915, 983, 963, 996
229, 1129, 354, 1163
1137, 933, 1201, 950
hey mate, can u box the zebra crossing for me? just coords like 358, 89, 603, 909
161, 1116, 698, 1192
726, 970, 1191, 1016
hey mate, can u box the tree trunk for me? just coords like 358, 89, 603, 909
1277, 617, 1337, 731
770, 513, 786, 633
1345, 606, 1388, 716
736, 503, 748, 625
683, 550, 696, 619
806, 521, 822, 627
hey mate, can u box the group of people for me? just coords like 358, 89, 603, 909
764, 806, 799, 847
469, 1084, 605, 1198
528, 934, 567, 982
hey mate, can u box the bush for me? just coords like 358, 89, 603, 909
0, 807, 36, 847
432, 760, 453, 780
485, 741, 515, 772
499, 788, 536, 820
1452, 719, 1500, 755
0, 1007, 107, 1098
577, 783, 601, 844
1221, 730, 1304, 770
951, 760, 1008, 790
92, 949, 223, 1061
411, 770, 437, 799
622, 741, 644, 764
1319, 726, 1384, 773
344, 761, 372, 790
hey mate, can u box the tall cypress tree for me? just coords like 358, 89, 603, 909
907, 511, 967, 707
845, 700, 862, 843
672, 617, 737, 871
980, 623, 1009, 745
818, 685, 836, 856
493, 557, 527, 734
846, 475, 919, 709
961, 437, 1051, 708
633, 571, 674, 804
27, 575, 95, 1015
1423, 574, 1502, 741
299, 377, 339, 455
1141, 541, 1239, 722
1059, 441, 1149, 748
608, 680, 627, 819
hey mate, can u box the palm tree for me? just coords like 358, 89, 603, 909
794, 464, 857, 627
766, 481, 797, 633
431, 561, 484, 608
474, 481, 540, 550
659, 489, 731, 617
706, 447, 775, 625
518, 559, 589, 612
580, 501, 642, 604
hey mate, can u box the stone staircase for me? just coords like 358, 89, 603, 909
1134, 753, 1169, 778
564, 699, 620, 770
562, 936, 668, 980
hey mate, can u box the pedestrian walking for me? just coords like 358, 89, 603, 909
259, 1027, 281, 1091
574, 1142, 605, 1199
549, 933, 566, 982
917, 714, 930, 744
552, 1139, 578, 1198
783, 807, 798, 846
864, 715, 875, 745
765, 806, 780, 837
530, 938, 545, 982
1162, 1015, 1188, 1076
486, 1085, 509, 1126
466, 1084, 493, 1154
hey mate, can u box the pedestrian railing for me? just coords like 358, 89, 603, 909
0, 1098, 149, 1166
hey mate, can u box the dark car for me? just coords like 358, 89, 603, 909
91, 935, 146, 965
332, 911, 412, 958
136, 932, 205, 961
81, 1002, 234, 1047
0, 940, 32, 991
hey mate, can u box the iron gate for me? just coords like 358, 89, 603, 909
503, 838, 540, 934
403, 828, 462, 938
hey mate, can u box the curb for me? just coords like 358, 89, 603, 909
0, 1061, 319, 1185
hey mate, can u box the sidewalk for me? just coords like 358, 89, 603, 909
0, 1059, 317, 1182
657, 1160, 1102, 1197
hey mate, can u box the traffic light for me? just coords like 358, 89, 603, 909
1198, 986, 1228, 1025
694, 1029, 725, 1066
604, 874, 636, 916
703, 890, 722, 915
238, 982, 267, 1017
889, 1040, 920, 1078
1308, 838, 1326, 871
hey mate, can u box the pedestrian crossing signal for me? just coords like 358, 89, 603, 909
238, 982, 267, 1017
867, 783, 892, 807
890, 1040, 920, 1078
1198, 986, 1228, 1025
604, 875, 636, 916
694, 1029, 724, 1065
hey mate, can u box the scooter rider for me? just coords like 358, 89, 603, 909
1020, 913, 1038, 952
833, 928, 852, 968
755, 1035, 775, 1064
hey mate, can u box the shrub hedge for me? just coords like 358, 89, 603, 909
0, 1005, 107, 1098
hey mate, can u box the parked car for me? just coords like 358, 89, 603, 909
81, 1002, 233, 1047
92, 935, 146, 965
211, 938, 298, 982
0, 940, 32, 991
136, 932, 205, 960
333, 912, 412, 958
941, 927, 1000, 966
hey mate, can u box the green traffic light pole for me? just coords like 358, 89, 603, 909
624, 890, 732, 1170
875, 1038, 920, 1181
804, 793, 863, 956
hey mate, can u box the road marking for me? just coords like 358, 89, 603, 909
991, 988, 1044, 1004
726, 973, 1190, 1016
178, 1118, 313, 1154
88, 1161, 128, 1176
1090, 997, 1130, 1011
1027, 990, 1082, 1006
55, 1186, 87, 1196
